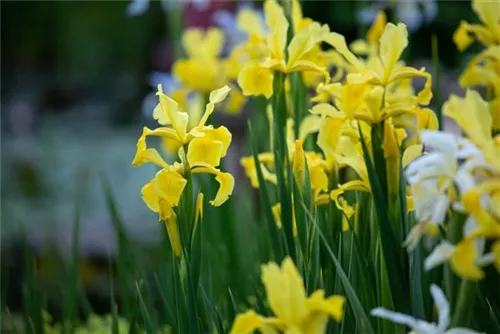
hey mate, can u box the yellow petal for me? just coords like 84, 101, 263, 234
261, 257, 308, 324
182, 28, 204, 58
237, 65, 274, 98
155, 84, 189, 139
191, 165, 235, 206
164, 217, 182, 256
287, 23, 328, 70
324, 32, 364, 71
383, 120, 400, 159
443, 90, 491, 147
388, 67, 433, 105
132, 127, 171, 168
402, 144, 423, 168
264, 0, 288, 61
453, 21, 474, 51
472, 0, 500, 35
293, 140, 306, 187
230, 310, 263, 334
237, 9, 265, 38
187, 138, 224, 167
198, 85, 231, 127
379, 23, 408, 78
182, 27, 224, 59
141, 179, 161, 214
317, 117, 344, 159
298, 115, 322, 140
154, 169, 187, 207
450, 239, 484, 280
307, 290, 345, 322
367, 11, 387, 45
195, 192, 204, 223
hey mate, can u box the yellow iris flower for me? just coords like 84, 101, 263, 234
443, 90, 500, 170
237, 0, 330, 98
132, 84, 235, 219
173, 28, 227, 92
230, 257, 344, 334
326, 22, 432, 106
453, 0, 500, 52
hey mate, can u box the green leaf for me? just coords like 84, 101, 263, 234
359, 125, 410, 314
317, 224, 375, 334
249, 122, 283, 261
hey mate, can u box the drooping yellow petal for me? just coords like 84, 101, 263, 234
306, 290, 345, 322
240, 156, 277, 188
154, 169, 187, 207
388, 67, 433, 105
324, 32, 364, 72
191, 164, 235, 206
454, 21, 475, 51
230, 310, 264, 334
261, 257, 308, 325
132, 127, 172, 168
198, 85, 231, 127
238, 64, 274, 98
450, 238, 484, 280
141, 180, 161, 214
379, 23, 408, 80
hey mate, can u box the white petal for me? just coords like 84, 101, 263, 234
126, 0, 150, 16
430, 284, 450, 332
430, 194, 450, 224
445, 327, 483, 334
370, 308, 419, 329
425, 242, 455, 271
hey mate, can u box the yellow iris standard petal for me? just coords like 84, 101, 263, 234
324, 32, 364, 72
307, 291, 345, 322
238, 64, 274, 98
237, 9, 266, 39
155, 85, 189, 140
379, 23, 408, 80
264, 0, 288, 62
187, 138, 224, 167
367, 12, 387, 45
261, 257, 308, 325
198, 85, 231, 127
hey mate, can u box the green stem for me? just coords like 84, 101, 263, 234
431, 34, 442, 130
451, 280, 476, 327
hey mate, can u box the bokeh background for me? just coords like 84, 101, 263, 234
0, 0, 478, 322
